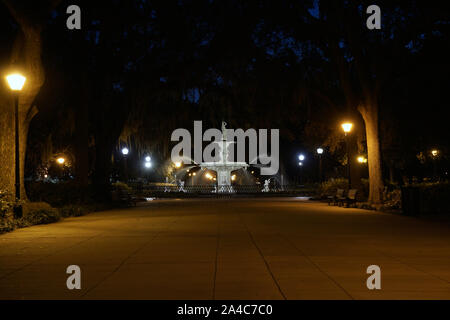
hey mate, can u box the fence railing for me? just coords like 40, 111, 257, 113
129, 183, 317, 197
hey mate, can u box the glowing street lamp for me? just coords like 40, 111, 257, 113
341, 122, 353, 135
298, 154, 305, 161
316, 148, 323, 155
174, 161, 182, 168
144, 161, 152, 168
121, 147, 129, 155
357, 156, 367, 164
6, 73, 26, 91
6, 72, 26, 217
431, 150, 439, 158
145, 156, 151, 162
231, 174, 236, 181
298, 162, 303, 166
57, 157, 65, 165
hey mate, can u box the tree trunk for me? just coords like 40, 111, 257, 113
0, 14, 44, 201
92, 136, 115, 201
74, 101, 90, 186
73, 71, 90, 187
358, 101, 384, 204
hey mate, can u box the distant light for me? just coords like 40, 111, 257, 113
341, 122, 353, 133
298, 154, 305, 161
57, 157, 65, 164
357, 156, 368, 164
251, 170, 254, 174
6, 73, 26, 91
188, 173, 192, 176
193, 172, 196, 176
145, 156, 151, 162
44, 174, 48, 178
213, 177, 216, 181
231, 174, 236, 181
174, 161, 181, 168
121, 147, 129, 155
298, 162, 303, 166
317, 148, 324, 154
144, 161, 152, 168
205, 173, 213, 180
431, 149, 439, 157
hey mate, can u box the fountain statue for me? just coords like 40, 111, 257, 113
262, 179, 270, 192
200, 121, 248, 192
178, 180, 186, 193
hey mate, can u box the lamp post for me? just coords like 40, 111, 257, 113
121, 147, 129, 182
431, 149, 439, 181
317, 147, 323, 182
341, 122, 353, 188
6, 73, 26, 217
298, 155, 304, 185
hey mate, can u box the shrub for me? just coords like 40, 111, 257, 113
26, 181, 96, 207
380, 189, 402, 212
0, 220, 17, 233
317, 178, 349, 198
59, 204, 89, 217
22, 202, 53, 216
25, 208, 61, 225
401, 182, 450, 215
112, 181, 132, 192
0, 189, 14, 217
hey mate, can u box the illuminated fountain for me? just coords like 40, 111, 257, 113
200, 121, 248, 192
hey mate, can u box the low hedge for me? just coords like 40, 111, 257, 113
26, 181, 96, 207
401, 182, 450, 215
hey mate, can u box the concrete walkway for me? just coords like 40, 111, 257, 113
1, 198, 449, 299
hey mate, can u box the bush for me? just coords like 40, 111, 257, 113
380, 189, 402, 212
0, 189, 14, 217
59, 204, 89, 217
401, 182, 450, 215
24, 208, 61, 225
26, 181, 96, 207
317, 178, 349, 198
112, 181, 132, 192
22, 202, 53, 216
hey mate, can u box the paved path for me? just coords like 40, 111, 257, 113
1, 198, 449, 299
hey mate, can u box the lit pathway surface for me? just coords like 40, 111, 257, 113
1, 198, 450, 300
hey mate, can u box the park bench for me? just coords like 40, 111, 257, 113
328, 188, 345, 206
339, 189, 358, 208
